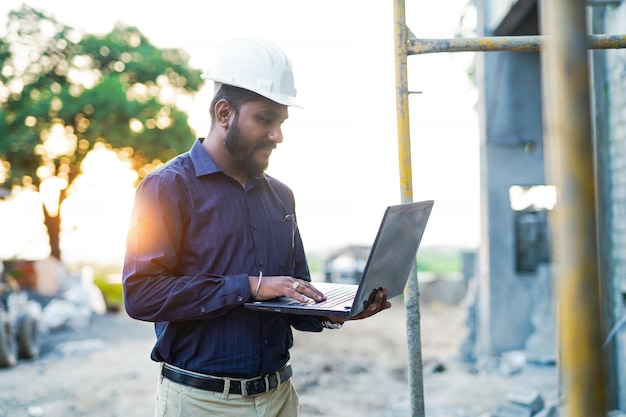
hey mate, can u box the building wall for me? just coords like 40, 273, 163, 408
484, 0, 517, 29
476, 0, 550, 355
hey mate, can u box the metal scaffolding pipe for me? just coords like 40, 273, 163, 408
408, 34, 626, 55
393, 1, 425, 416
540, 0, 607, 415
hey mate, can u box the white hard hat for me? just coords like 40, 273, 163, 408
202, 38, 301, 108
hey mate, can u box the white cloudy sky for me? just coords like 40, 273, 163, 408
0, 1, 480, 264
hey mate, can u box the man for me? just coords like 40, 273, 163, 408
122, 38, 390, 417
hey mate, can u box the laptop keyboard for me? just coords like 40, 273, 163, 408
313, 285, 357, 307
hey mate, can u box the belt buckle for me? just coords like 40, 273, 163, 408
240, 375, 270, 397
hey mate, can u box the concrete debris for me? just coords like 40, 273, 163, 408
506, 387, 544, 413
65, 266, 107, 315
41, 298, 93, 331
489, 387, 560, 417
534, 405, 558, 417
33, 264, 107, 332
499, 351, 527, 376
471, 355, 520, 377
493, 402, 533, 417
469, 348, 558, 379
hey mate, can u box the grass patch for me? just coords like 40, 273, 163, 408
93, 271, 124, 312
416, 246, 463, 274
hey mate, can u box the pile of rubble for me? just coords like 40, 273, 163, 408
488, 386, 558, 417
0, 257, 107, 368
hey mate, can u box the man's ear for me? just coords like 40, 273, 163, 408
214, 99, 233, 129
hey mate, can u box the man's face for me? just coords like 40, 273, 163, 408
223, 98, 288, 176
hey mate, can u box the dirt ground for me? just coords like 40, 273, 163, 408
0, 298, 558, 417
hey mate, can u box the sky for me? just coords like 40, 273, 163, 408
0, 1, 480, 265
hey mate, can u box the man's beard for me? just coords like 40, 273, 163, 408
223, 112, 275, 177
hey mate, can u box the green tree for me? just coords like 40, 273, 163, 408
0, 5, 203, 260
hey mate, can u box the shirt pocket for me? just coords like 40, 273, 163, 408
271, 217, 297, 275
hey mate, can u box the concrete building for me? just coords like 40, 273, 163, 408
474, 0, 626, 410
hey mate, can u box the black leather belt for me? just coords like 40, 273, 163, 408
162, 364, 292, 397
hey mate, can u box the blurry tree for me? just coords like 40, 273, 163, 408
0, 5, 203, 260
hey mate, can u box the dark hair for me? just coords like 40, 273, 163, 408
209, 84, 266, 127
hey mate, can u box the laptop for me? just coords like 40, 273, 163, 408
244, 200, 434, 318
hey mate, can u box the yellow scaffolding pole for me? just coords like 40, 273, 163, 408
393, 1, 425, 417
541, 0, 606, 415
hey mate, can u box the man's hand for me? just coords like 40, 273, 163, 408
250, 275, 326, 304
332, 287, 391, 324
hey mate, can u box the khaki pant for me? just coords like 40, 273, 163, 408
155, 369, 300, 417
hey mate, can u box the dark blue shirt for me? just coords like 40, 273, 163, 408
122, 138, 323, 378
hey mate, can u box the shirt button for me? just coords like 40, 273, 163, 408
237, 296, 243, 302
264, 339, 269, 345
252, 224, 258, 230
200, 307, 206, 313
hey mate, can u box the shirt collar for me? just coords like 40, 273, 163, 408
189, 138, 268, 186
190, 138, 221, 177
